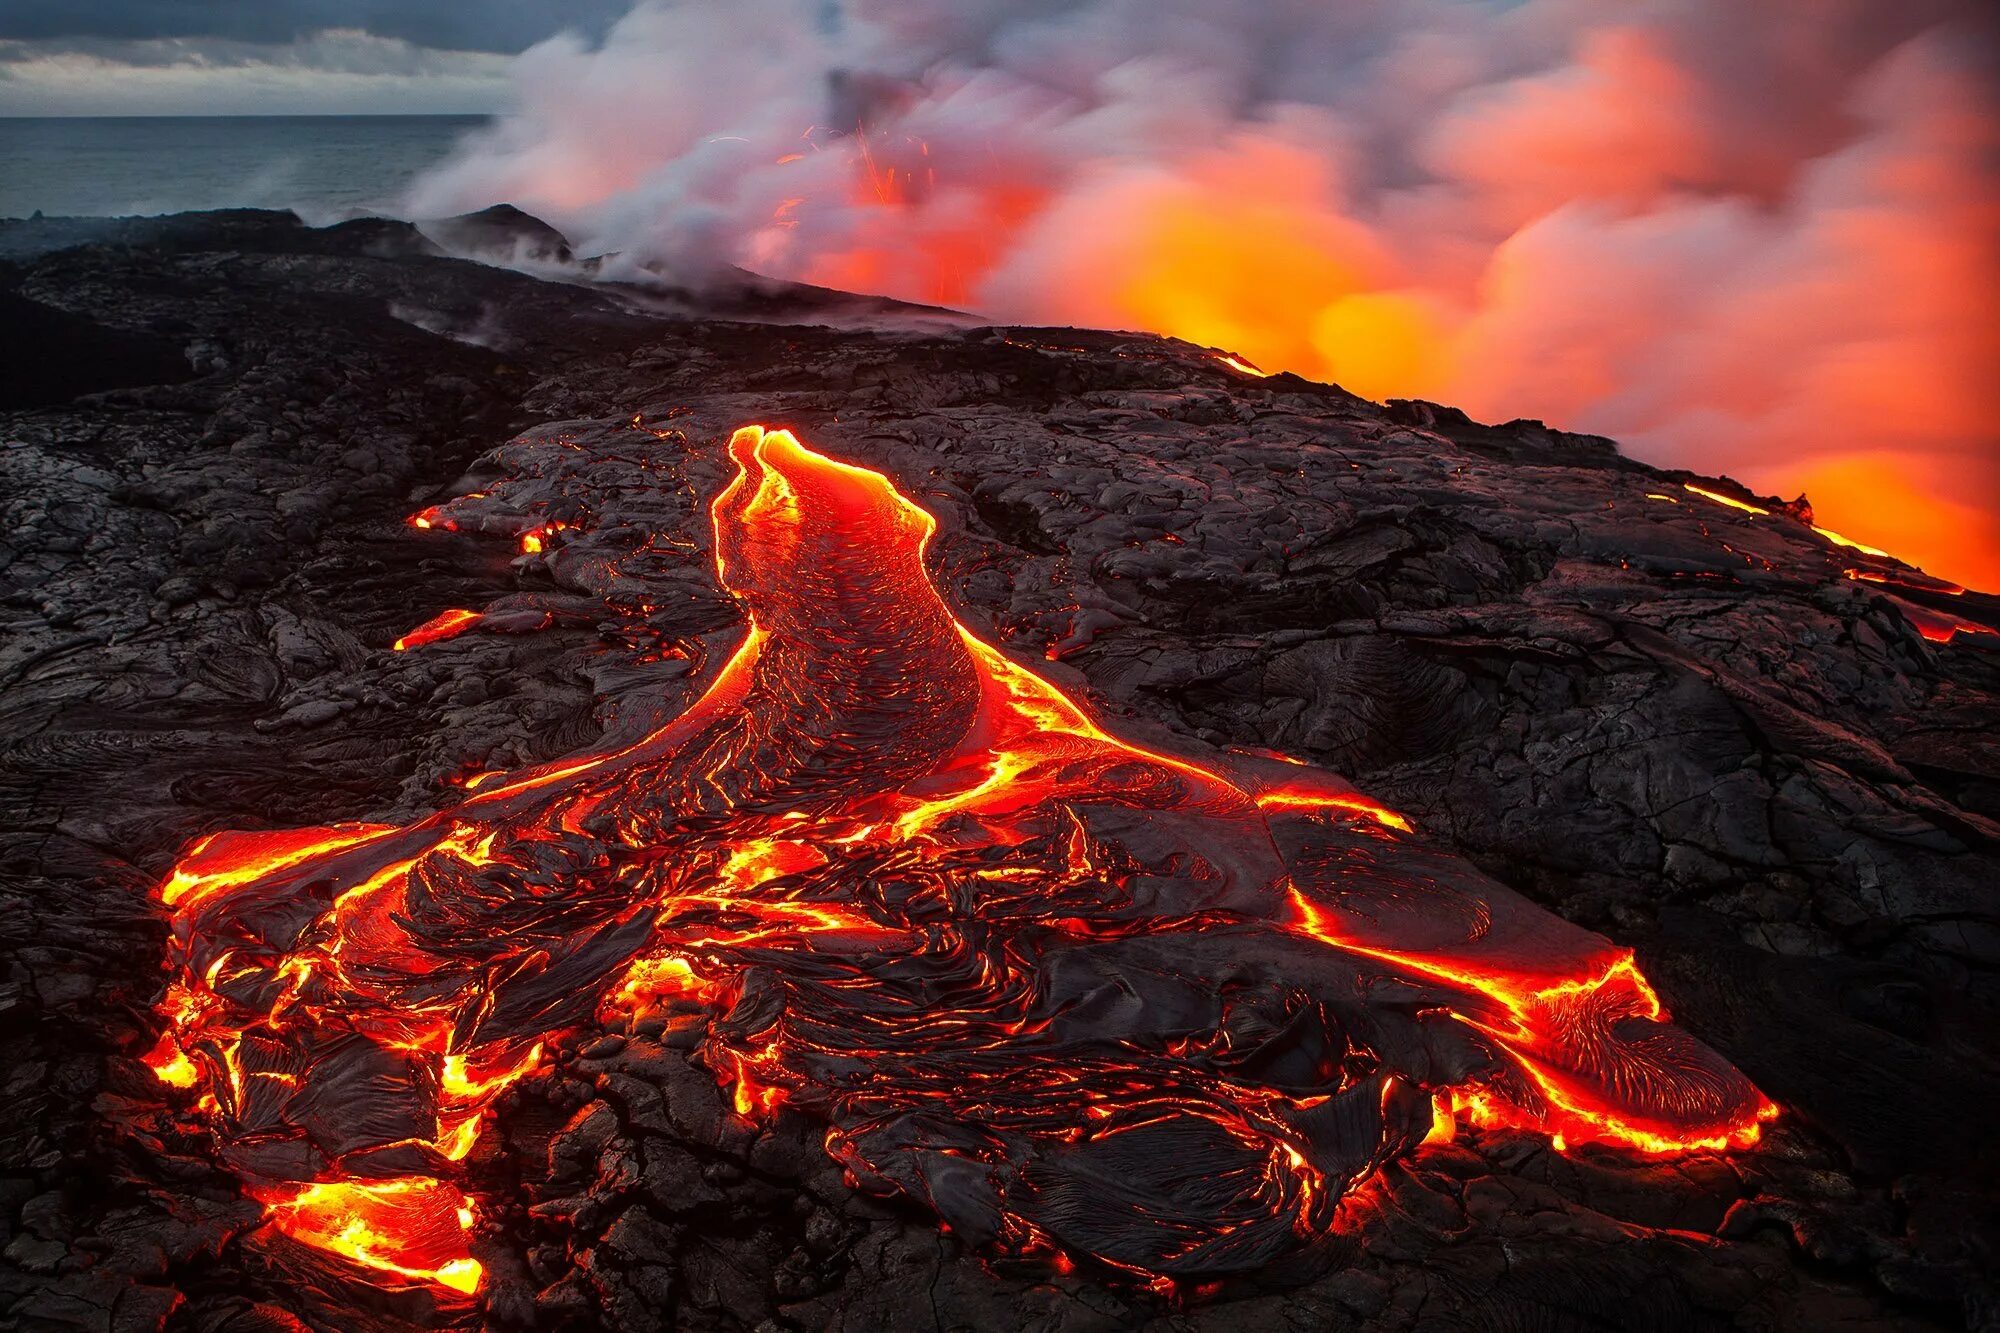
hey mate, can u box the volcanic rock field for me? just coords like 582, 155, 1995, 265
1, 209, 1996, 1332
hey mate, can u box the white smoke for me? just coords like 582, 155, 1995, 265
407, 0, 2000, 587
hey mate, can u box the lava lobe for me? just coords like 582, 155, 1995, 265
147, 425, 1775, 1293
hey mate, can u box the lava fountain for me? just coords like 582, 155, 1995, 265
146, 425, 1775, 1295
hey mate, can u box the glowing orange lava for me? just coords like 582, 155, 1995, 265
393, 608, 483, 652
260, 1178, 484, 1294
1214, 352, 1273, 378
150, 425, 1774, 1291
1682, 482, 1769, 517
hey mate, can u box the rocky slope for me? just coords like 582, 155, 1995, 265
1, 209, 1995, 1332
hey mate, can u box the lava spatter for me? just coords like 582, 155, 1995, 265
148, 425, 1774, 1292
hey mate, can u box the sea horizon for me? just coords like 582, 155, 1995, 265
0, 114, 489, 220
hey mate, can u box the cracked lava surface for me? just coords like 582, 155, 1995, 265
144, 425, 1775, 1295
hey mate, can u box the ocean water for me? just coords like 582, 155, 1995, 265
0, 115, 486, 221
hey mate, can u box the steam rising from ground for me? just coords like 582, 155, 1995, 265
408, 0, 2000, 589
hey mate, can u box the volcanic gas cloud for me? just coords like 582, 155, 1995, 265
411, 0, 2000, 591
146, 425, 1773, 1294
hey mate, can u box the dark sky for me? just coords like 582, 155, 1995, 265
0, 1, 630, 55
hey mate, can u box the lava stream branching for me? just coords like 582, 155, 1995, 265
146, 425, 1775, 1295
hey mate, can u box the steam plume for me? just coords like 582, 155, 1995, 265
408, 0, 2000, 589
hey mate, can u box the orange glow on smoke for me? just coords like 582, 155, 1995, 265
974, 139, 1453, 406
1677, 481, 1998, 644
708, 90, 1999, 593
406, 4, 1998, 592
150, 424, 1774, 1292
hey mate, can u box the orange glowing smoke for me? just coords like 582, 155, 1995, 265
971, 111, 1997, 590
149, 424, 1773, 1292
408, 6, 1998, 591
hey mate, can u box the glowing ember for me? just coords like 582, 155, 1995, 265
151, 425, 1773, 1289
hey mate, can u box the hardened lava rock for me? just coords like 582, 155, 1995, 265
0, 208, 1995, 1332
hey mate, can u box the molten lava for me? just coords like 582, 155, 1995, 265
393, 608, 483, 652
1214, 352, 1274, 378
149, 425, 1773, 1292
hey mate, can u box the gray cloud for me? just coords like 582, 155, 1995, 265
0, 32, 493, 74
0, 28, 517, 115
0, 1, 631, 56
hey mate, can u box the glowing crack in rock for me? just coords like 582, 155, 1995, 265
148, 425, 1775, 1292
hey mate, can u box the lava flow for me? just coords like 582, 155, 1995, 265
146, 425, 1775, 1294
